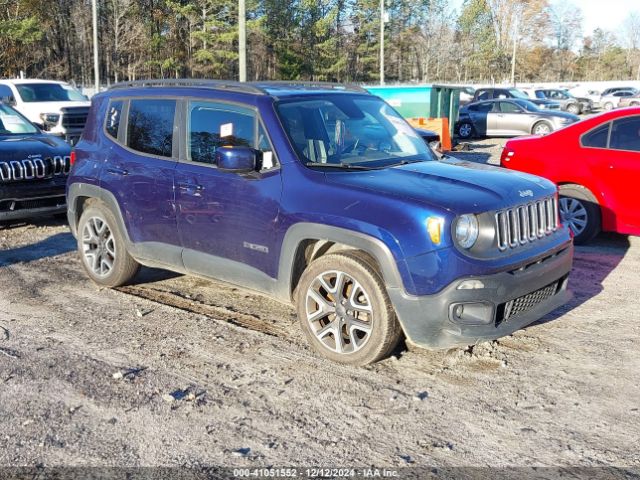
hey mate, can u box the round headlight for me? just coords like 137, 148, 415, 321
455, 214, 479, 249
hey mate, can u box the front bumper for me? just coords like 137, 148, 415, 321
388, 241, 573, 349
0, 194, 66, 221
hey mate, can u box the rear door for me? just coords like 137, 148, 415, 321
174, 99, 282, 282
99, 97, 181, 264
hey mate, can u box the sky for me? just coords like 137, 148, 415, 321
449, 0, 636, 37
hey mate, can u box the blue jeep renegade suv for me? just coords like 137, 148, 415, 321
67, 80, 573, 365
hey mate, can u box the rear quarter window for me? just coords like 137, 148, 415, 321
105, 100, 123, 139
581, 123, 610, 148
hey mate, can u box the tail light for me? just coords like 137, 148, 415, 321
500, 148, 515, 166
70, 150, 76, 166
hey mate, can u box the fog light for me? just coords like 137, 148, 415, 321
450, 302, 494, 325
457, 279, 486, 290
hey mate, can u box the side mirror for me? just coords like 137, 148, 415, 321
215, 146, 257, 173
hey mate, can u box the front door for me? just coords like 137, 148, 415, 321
175, 100, 282, 285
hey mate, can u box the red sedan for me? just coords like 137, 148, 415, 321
500, 107, 640, 244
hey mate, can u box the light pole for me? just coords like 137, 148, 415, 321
510, 13, 519, 86
92, 0, 100, 92
239, 0, 246, 82
380, 0, 385, 85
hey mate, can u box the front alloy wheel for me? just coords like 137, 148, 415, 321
533, 122, 552, 135
305, 270, 373, 354
296, 252, 403, 365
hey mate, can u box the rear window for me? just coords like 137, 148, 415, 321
126, 99, 176, 157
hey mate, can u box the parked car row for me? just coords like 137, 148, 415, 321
2, 79, 638, 367
456, 98, 579, 139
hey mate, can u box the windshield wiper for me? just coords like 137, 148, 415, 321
305, 162, 374, 170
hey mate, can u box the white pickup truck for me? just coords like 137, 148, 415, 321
0, 79, 90, 146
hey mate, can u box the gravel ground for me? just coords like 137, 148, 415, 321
0, 140, 639, 478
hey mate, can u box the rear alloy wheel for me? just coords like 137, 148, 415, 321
532, 121, 552, 135
559, 184, 601, 244
457, 122, 474, 140
603, 102, 614, 111
78, 200, 140, 287
567, 104, 580, 115
296, 252, 402, 365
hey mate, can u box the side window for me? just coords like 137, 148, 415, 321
127, 99, 176, 157
188, 101, 255, 165
477, 91, 490, 101
475, 102, 494, 113
500, 102, 522, 113
582, 123, 610, 148
535, 91, 546, 99
105, 100, 123, 139
610, 117, 640, 152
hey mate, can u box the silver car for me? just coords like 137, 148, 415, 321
456, 99, 580, 139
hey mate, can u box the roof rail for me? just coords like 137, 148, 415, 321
109, 79, 267, 95
254, 81, 367, 93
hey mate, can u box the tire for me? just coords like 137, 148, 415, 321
558, 184, 601, 245
603, 102, 614, 111
567, 103, 580, 115
457, 121, 475, 140
295, 251, 403, 366
77, 199, 140, 287
630, 101, 640, 107
532, 121, 553, 135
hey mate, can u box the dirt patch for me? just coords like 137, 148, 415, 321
1, 169, 639, 470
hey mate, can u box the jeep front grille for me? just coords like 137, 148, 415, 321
495, 196, 558, 251
0, 156, 71, 183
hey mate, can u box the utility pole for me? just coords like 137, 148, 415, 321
92, 0, 100, 93
380, 0, 385, 85
239, 0, 246, 82
510, 14, 518, 86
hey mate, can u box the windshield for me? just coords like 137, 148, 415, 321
276, 95, 435, 168
508, 89, 529, 99
513, 99, 540, 112
0, 103, 39, 135
15, 83, 87, 103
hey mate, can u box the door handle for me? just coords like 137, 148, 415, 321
106, 167, 129, 176
178, 182, 205, 193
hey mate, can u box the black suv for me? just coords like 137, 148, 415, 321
473, 88, 560, 110
0, 102, 72, 223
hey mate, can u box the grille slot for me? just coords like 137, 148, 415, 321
0, 196, 66, 212
498, 280, 561, 324
496, 196, 558, 251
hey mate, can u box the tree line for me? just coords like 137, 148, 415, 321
1, 0, 639, 87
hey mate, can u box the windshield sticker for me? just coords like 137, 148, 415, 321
0, 115, 23, 125
220, 123, 233, 138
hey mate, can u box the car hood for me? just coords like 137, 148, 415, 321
537, 110, 579, 121
324, 157, 555, 215
0, 133, 70, 161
